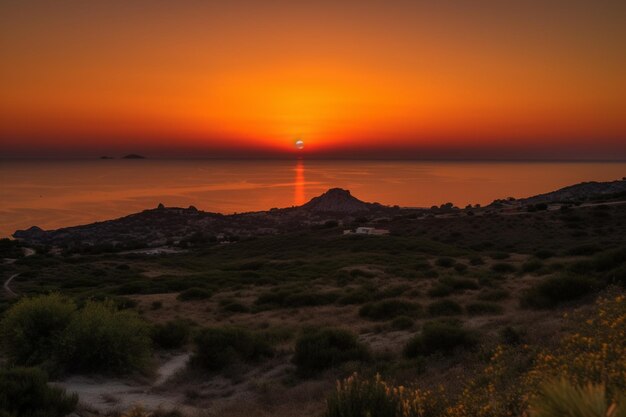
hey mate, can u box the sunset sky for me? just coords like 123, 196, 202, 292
1, 0, 625, 159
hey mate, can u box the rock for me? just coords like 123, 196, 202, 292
299, 188, 378, 213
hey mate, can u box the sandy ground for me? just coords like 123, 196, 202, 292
56, 353, 194, 414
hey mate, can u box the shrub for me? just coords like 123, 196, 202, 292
528, 294, 626, 397
219, 300, 250, 313
324, 373, 448, 417
0, 293, 76, 367
324, 374, 397, 417
390, 316, 414, 330
427, 299, 463, 316
465, 302, 504, 316
439, 277, 479, 291
177, 287, 212, 301
283, 292, 339, 307
477, 289, 510, 301
566, 244, 601, 256
453, 263, 468, 273
607, 265, 626, 287
294, 328, 369, 376
404, 320, 478, 357
535, 249, 555, 259
529, 379, 625, 417
192, 327, 272, 371
359, 299, 422, 321
491, 263, 517, 273
435, 257, 455, 268
151, 301, 163, 310
255, 290, 338, 308
427, 284, 453, 298
61, 301, 152, 373
0, 367, 78, 417
520, 274, 600, 309
468, 255, 485, 265
490, 252, 510, 260
522, 260, 544, 274
337, 289, 373, 305
152, 320, 191, 349
592, 247, 626, 272
499, 326, 523, 345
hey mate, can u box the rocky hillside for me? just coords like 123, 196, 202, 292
298, 188, 381, 213
519, 179, 626, 204
12, 189, 396, 248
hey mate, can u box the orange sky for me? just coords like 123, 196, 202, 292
1, 1, 625, 158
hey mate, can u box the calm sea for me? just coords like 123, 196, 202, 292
1, 159, 624, 237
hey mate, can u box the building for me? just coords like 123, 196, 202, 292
344, 227, 390, 235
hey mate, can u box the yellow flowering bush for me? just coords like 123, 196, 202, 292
325, 373, 447, 417
325, 292, 626, 417
527, 294, 626, 400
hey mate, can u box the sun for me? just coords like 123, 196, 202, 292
295, 139, 304, 150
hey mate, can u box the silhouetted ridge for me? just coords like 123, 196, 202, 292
300, 188, 377, 213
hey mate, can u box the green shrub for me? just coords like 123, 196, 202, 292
440, 277, 480, 291
390, 316, 414, 330
491, 263, 516, 273
520, 274, 600, 309
468, 255, 485, 265
324, 374, 398, 417
191, 327, 273, 371
152, 320, 191, 349
0, 367, 78, 417
427, 284, 454, 298
324, 373, 448, 417
606, 265, 626, 287
219, 300, 250, 313
255, 290, 338, 308
566, 244, 601, 256
435, 257, 455, 268
465, 302, 504, 316
359, 299, 422, 321
453, 263, 468, 273
404, 320, 478, 357
477, 289, 510, 301
499, 326, 523, 345
177, 287, 212, 301
427, 299, 463, 316
337, 289, 373, 305
535, 249, 555, 259
529, 379, 625, 417
283, 292, 339, 307
294, 328, 369, 375
522, 260, 544, 274
0, 294, 76, 367
61, 301, 152, 373
592, 247, 626, 270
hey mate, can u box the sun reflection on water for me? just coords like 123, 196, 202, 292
294, 158, 306, 206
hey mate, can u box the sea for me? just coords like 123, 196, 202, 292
1, 159, 624, 237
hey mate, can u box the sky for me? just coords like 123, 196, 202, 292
1, 0, 625, 159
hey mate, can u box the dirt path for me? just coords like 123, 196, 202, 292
3, 274, 19, 298
155, 352, 191, 386
3, 248, 35, 298
56, 353, 192, 414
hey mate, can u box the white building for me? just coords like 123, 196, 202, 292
343, 227, 390, 235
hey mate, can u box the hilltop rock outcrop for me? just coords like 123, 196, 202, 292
299, 188, 379, 213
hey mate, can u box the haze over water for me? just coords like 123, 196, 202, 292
1, 159, 624, 237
